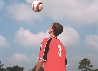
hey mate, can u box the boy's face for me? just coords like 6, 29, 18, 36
48, 25, 54, 34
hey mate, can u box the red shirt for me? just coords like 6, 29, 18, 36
38, 37, 67, 71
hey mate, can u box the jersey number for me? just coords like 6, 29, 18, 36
58, 45, 62, 57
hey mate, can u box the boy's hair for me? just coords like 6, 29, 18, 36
52, 22, 63, 36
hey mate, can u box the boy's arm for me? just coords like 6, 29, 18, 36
36, 59, 44, 71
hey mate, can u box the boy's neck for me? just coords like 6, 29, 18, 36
50, 34, 57, 38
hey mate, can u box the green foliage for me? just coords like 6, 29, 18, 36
78, 58, 93, 71
6, 65, 24, 71
91, 69, 98, 71
0, 61, 6, 71
78, 58, 98, 71
0, 61, 4, 68
0, 61, 24, 71
95, 69, 98, 71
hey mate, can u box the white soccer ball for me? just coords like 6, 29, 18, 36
32, 0, 43, 12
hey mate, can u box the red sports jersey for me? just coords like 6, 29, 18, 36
38, 37, 67, 71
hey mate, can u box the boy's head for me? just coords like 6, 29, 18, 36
48, 22, 63, 36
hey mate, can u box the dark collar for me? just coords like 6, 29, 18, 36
50, 36, 57, 39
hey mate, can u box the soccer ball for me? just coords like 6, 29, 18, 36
32, 0, 43, 12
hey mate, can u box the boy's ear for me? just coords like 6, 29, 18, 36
51, 29, 54, 32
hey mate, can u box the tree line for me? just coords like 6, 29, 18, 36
0, 58, 98, 71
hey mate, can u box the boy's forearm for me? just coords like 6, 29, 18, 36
36, 59, 44, 71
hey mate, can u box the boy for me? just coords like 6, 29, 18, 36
36, 22, 67, 71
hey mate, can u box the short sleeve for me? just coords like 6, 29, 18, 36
38, 38, 52, 61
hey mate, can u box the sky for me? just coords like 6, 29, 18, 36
0, 0, 98, 71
